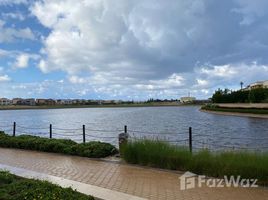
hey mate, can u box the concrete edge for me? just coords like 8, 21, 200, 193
0, 163, 147, 200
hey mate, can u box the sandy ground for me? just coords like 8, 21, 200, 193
201, 109, 268, 119
217, 103, 268, 109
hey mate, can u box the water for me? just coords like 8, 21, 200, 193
0, 106, 267, 151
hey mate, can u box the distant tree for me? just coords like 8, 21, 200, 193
248, 90, 255, 103
212, 89, 224, 103
212, 88, 268, 103
224, 88, 230, 95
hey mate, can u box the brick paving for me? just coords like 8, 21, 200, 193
0, 147, 267, 200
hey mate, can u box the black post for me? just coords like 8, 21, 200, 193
13, 122, 16, 137
189, 127, 192, 153
49, 124, 52, 139
83, 125, 86, 143
119, 125, 129, 155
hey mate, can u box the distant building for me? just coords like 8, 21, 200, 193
36, 99, 46, 105
71, 99, 86, 104
180, 97, 196, 103
56, 99, 72, 105
86, 100, 102, 105
114, 100, 123, 104
244, 80, 268, 90
36, 99, 56, 105
11, 98, 35, 106
0, 98, 11, 105
12, 98, 23, 105
47, 99, 56, 105
24, 98, 36, 106
102, 100, 115, 105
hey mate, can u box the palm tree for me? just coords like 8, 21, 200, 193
240, 81, 244, 90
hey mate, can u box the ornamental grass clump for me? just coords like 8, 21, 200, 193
121, 139, 268, 184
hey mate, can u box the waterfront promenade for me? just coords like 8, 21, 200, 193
0, 147, 267, 200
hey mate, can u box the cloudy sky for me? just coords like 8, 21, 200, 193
0, 0, 267, 100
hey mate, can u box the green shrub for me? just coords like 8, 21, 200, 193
72, 141, 117, 158
0, 132, 118, 158
0, 171, 14, 185
0, 171, 94, 200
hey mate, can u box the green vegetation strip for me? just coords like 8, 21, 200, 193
0, 132, 117, 158
201, 105, 268, 115
0, 171, 94, 200
121, 140, 268, 184
211, 88, 268, 103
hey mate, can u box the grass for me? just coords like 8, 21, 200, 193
0, 132, 117, 158
0, 171, 94, 200
122, 140, 191, 170
201, 104, 268, 115
121, 140, 268, 184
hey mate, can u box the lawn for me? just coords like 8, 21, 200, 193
0, 171, 94, 200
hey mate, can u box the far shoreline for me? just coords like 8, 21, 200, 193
200, 108, 268, 119
0, 103, 201, 111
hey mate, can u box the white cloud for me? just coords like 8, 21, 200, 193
135, 73, 185, 90
15, 54, 29, 68
0, 62, 267, 100
0, 74, 10, 82
0, 48, 9, 57
196, 79, 208, 86
0, 20, 35, 42
31, 0, 209, 77
0, 0, 266, 100
200, 65, 238, 78
0, 0, 28, 5
68, 76, 87, 84
194, 62, 268, 92
2, 12, 26, 21
27, 0, 268, 99
38, 60, 48, 73
201, 89, 209, 94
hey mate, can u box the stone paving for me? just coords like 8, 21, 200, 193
0, 147, 267, 200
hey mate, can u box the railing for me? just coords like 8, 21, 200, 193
127, 127, 268, 152
0, 122, 267, 152
0, 122, 119, 144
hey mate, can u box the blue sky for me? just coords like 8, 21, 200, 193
0, 0, 268, 100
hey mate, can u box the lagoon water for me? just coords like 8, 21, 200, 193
0, 106, 267, 151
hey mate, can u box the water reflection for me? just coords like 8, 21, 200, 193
0, 106, 267, 151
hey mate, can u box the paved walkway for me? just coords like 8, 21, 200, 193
0, 148, 267, 200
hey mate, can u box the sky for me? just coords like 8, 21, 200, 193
0, 0, 268, 100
